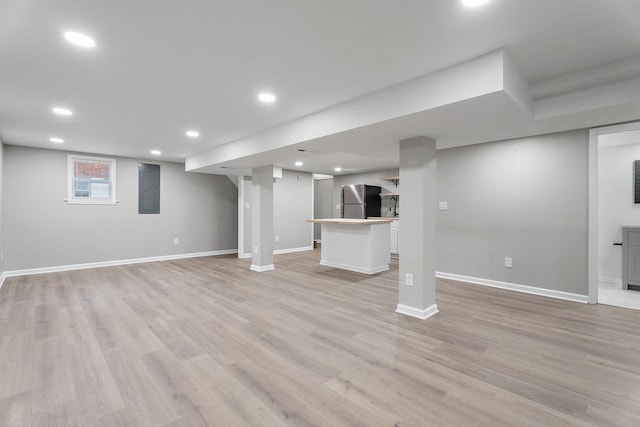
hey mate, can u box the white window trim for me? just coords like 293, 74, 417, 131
67, 154, 117, 205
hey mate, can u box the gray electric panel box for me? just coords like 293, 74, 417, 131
139, 163, 160, 214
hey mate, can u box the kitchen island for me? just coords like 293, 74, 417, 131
306, 218, 393, 274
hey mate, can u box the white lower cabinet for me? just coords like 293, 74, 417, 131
623, 226, 640, 290
390, 219, 399, 256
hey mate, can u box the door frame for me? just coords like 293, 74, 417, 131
588, 121, 640, 304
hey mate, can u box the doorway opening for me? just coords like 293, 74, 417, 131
589, 122, 640, 310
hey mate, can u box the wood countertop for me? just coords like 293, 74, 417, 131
306, 218, 394, 225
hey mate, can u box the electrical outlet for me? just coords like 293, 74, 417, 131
405, 273, 414, 286
254, 245, 258, 254
173, 238, 179, 245
0, 251, 3, 261
336, 204, 341, 210
275, 235, 279, 242
504, 257, 513, 268
245, 203, 250, 210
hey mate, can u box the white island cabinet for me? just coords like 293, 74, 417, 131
306, 218, 394, 274
369, 217, 399, 256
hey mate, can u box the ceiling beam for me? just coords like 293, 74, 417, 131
186, 49, 525, 173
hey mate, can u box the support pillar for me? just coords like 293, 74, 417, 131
396, 136, 438, 319
250, 165, 274, 272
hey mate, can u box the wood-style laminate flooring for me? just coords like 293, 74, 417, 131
1, 249, 639, 426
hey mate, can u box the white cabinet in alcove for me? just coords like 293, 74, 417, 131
623, 226, 640, 290
390, 219, 399, 256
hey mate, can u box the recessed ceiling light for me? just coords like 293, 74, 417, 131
49, 137, 64, 144
461, 0, 490, 7
334, 167, 342, 172
52, 107, 73, 116
186, 130, 200, 138
295, 161, 303, 166
64, 31, 96, 48
150, 150, 162, 156
258, 92, 276, 104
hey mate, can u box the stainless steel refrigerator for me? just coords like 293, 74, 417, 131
341, 184, 382, 219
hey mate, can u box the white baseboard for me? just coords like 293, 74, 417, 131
240, 246, 314, 259
396, 303, 439, 320
599, 275, 622, 287
274, 246, 313, 255
250, 264, 275, 272
0, 272, 6, 289
1, 249, 238, 280
436, 271, 589, 304
319, 260, 389, 275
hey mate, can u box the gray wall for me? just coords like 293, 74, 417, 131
4, 145, 238, 270
241, 169, 313, 255
598, 142, 640, 281
437, 130, 589, 295
313, 178, 333, 240
332, 169, 399, 218
273, 169, 313, 250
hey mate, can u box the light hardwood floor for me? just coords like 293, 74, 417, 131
1, 249, 639, 426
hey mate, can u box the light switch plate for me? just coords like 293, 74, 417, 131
504, 257, 513, 268
439, 201, 448, 211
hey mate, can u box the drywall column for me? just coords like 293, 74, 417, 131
0, 140, 4, 278
396, 136, 439, 319
250, 165, 275, 272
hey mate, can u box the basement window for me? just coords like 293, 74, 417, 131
67, 154, 117, 204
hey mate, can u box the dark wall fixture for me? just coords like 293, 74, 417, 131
139, 163, 160, 214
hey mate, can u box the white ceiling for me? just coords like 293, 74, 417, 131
599, 130, 640, 149
1, 0, 640, 174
